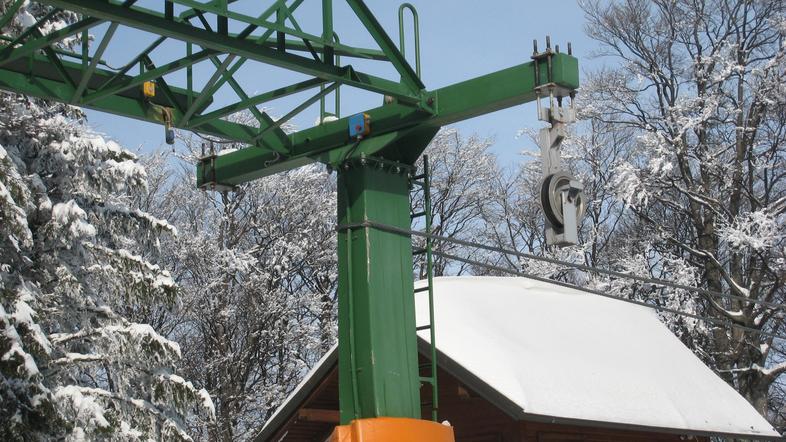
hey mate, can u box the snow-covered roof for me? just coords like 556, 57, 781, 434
258, 276, 780, 440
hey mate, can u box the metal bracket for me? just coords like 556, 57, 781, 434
197, 154, 235, 192
534, 38, 581, 247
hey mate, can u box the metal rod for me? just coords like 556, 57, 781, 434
181, 54, 236, 125
334, 32, 341, 117
81, 30, 89, 68
189, 78, 326, 128
252, 82, 338, 142
319, 32, 342, 122
422, 154, 438, 421
346, 0, 423, 92
187, 42, 193, 108
71, 22, 118, 103
82, 49, 215, 104
97, 35, 166, 90
322, 0, 334, 64
398, 2, 421, 78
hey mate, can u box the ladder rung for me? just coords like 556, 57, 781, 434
413, 247, 427, 255
419, 377, 436, 384
414, 286, 430, 293
410, 211, 426, 219
416, 324, 432, 331
412, 173, 426, 180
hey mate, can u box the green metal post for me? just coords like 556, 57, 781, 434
337, 158, 421, 423
322, 0, 334, 64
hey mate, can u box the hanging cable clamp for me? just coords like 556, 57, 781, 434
162, 107, 175, 145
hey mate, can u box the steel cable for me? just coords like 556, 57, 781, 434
432, 250, 786, 341
338, 220, 785, 311
336, 220, 786, 341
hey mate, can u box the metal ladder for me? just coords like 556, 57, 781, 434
410, 154, 438, 422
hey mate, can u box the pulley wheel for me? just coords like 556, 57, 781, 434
540, 172, 586, 228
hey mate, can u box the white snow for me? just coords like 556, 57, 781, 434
1, 304, 39, 377
198, 388, 216, 420
54, 386, 111, 430
412, 276, 780, 438
720, 209, 783, 251
314, 115, 339, 125
123, 324, 182, 358
16, 10, 36, 29
119, 421, 143, 439
51, 200, 97, 238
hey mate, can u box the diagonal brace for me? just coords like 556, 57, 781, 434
345, 0, 424, 93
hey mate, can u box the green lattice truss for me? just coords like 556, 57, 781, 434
0, 0, 578, 187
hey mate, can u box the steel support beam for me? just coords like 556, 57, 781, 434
81, 50, 218, 105
196, 53, 579, 187
0, 17, 102, 67
345, 0, 423, 92
71, 22, 118, 103
0, 55, 277, 145
337, 160, 422, 422
34, 0, 420, 101
187, 77, 327, 129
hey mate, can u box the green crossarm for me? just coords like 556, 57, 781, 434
197, 53, 579, 187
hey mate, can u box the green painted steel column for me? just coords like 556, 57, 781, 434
337, 159, 421, 423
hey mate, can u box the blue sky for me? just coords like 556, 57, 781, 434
83, 0, 601, 164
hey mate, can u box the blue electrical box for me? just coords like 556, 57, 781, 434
348, 113, 371, 139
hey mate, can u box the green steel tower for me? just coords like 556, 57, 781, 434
0, 0, 578, 436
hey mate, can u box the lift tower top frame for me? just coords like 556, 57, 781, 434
0, 0, 578, 433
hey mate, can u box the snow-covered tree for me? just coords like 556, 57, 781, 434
0, 92, 213, 440
580, 0, 786, 421
1, 3, 213, 439
411, 129, 498, 277
144, 116, 337, 441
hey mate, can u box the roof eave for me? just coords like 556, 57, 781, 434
423, 339, 782, 441
255, 338, 783, 441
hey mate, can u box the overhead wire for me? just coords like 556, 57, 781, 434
341, 220, 786, 311
431, 250, 786, 341
336, 220, 786, 341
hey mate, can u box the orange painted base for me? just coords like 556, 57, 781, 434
329, 417, 455, 442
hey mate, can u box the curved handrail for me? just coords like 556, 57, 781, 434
398, 2, 421, 78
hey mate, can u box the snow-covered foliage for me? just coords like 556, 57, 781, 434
411, 129, 497, 277
576, 0, 786, 426
139, 115, 337, 441
0, 91, 211, 439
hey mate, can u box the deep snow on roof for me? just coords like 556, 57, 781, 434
260, 276, 780, 440
414, 276, 779, 438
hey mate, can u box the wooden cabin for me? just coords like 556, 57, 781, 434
255, 277, 781, 442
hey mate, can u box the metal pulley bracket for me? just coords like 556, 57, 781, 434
533, 37, 582, 247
